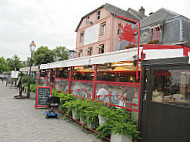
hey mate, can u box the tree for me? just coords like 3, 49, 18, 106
53, 46, 69, 61
0, 57, 8, 73
7, 54, 22, 71
33, 46, 54, 65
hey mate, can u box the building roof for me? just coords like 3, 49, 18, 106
140, 8, 181, 28
75, 3, 141, 32
127, 8, 146, 20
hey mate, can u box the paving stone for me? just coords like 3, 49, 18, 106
0, 82, 102, 142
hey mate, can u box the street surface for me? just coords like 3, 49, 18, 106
0, 82, 101, 142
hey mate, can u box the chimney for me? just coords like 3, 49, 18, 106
139, 6, 145, 17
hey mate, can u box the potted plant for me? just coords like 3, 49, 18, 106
96, 108, 140, 142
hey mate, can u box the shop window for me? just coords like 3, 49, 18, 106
70, 81, 93, 99
100, 22, 106, 36
72, 65, 94, 81
80, 32, 84, 42
99, 44, 104, 54
40, 69, 47, 77
86, 16, 90, 24
56, 68, 69, 79
97, 62, 140, 83
95, 83, 139, 112
152, 69, 190, 107
97, 10, 101, 20
87, 47, 92, 56
151, 25, 161, 41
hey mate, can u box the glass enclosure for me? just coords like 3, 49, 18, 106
152, 69, 190, 107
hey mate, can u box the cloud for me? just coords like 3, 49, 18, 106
0, 0, 189, 61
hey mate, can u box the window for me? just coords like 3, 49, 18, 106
151, 25, 161, 41
40, 69, 47, 77
80, 32, 84, 42
97, 10, 101, 20
56, 68, 69, 79
100, 23, 106, 36
86, 16, 90, 24
117, 24, 121, 35
152, 69, 190, 107
78, 49, 83, 57
99, 44, 104, 54
87, 47, 92, 56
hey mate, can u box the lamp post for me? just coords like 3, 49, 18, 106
27, 41, 36, 98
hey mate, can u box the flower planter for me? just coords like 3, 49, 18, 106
98, 114, 106, 126
80, 115, 86, 124
72, 109, 79, 120
111, 131, 132, 142
87, 121, 96, 129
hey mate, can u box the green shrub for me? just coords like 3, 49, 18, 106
22, 75, 36, 84
30, 84, 40, 93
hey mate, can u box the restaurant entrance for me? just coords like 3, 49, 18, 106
139, 58, 190, 142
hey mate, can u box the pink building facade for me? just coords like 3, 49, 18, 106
75, 3, 143, 57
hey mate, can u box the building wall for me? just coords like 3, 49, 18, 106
76, 7, 136, 57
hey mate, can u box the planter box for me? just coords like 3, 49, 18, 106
111, 131, 132, 142
80, 116, 85, 124
98, 114, 106, 126
87, 121, 96, 129
72, 109, 79, 120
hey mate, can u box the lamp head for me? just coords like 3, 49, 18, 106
30, 41, 36, 52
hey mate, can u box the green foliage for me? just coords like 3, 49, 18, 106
53, 46, 69, 61
30, 84, 40, 93
0, 57, 8, 73
147, 40, 159, 44
50, 89, 140, 139
22, 75, 36, 84
96, 108, 140, 139
33, 46, 54, 65
7, 54, 22, 71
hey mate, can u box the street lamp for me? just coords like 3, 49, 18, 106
27, 41, 36, 98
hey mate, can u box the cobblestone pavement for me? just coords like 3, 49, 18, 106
0, 82, 102, 142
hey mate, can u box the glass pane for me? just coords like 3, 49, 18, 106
40, 69, 47, 77
97, 62, 140, 83
55, 79, 69, 93
152, 69, 190, 107
70, 81, 93, 99
39, 77, 47, 86
56, 68, 69, 79
50, 69, 55, 87
72, 65, 94, 81
95, 83, 139, 110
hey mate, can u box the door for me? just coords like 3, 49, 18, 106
140, 65, 190, 142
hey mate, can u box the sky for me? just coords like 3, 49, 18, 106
0, 0, 190, 61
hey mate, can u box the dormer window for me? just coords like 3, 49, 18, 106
97, 11, 101, 20
151, 25, 161, 41
86, 16, 90, 24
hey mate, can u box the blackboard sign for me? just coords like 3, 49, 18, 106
35, 86, 52, 109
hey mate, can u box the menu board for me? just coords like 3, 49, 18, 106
35, 86, 52, 109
